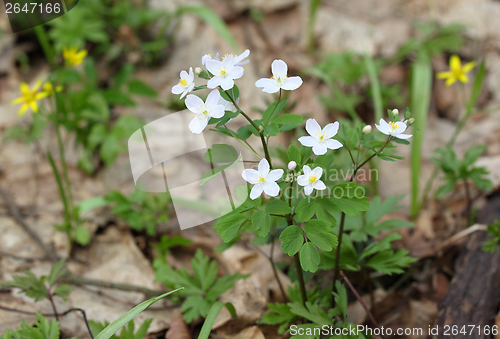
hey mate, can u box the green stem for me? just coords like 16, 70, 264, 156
294, 252, 307, 307
225, 90, 273, 167
331, 136, 392, 305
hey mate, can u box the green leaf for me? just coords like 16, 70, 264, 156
128, 79, 158, 98
48, 259, 67, 286
279, 225, 304, 256
273, 114, 304, 128
216, 214, 248, 243
75, 226, 91, 245
467, 59, 485, 116
252, 210, 271, 237
204, 144, 239, 163
197, 302, 236, 339
464, 144, 486, 167
263, 100, 288, 125
288, 145, 301, 164
300, 242, 320, 272
94, 289, 183, 339
264, 123, 280, 137
176, 6, 238, 50
295, 197, 338, 224
260, 303, 297, 334
266, 199, 292, 215
304, 220, 338, 251
330, 183, 370, 217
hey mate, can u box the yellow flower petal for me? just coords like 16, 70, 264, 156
11, 97, 25, 104
436, 71, 452, 79
20, 82, 30, 94
18, 104, 29, 116
30, 101, 38, 113
462, 61, 476, 73
449, 55, 461, 73
445, 76, 457, 87
32, 79, 42, 91
458, 73, 469, 83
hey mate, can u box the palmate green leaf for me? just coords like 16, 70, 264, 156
483, 220, 500, 253
94, 289, 183, 339
288, 301, 332, 326
48, 259, 67, 286
330, 183, 370, 217
300, 242, 320, 272
2, 270, 48, 302
260, 303, 298, 334
364, 249, 417, 275
280, 225, 304, 256
266, 199, 292, 215
215, 214, 248, 243
332, 281, 348, 318
464, 144, 487, 167
295, 197, 338, 223
360, 233, 402, 260
304, 220, 338, 251
252, 210, 271, 237
191, 250, 218, 291
7, 313, 60, 339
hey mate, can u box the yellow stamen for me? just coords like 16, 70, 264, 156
179, 78, 187, 86
308, 175, 317, 183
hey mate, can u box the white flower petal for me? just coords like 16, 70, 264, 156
302, 165, 312, 176
375, 123, 390, 135
222, 54, 235, 67
255, 78, 274, 89
180, 70, 188, 79
297, 175, 309, 186
312, 166, 323, 178
219, 78, 235, 90
235, 49, 250, 64
271, 59, 288, 76
211, 106, 225, 119
179, 89, 189, 99
171, 84, 184, 95
185, 94, 204, 112
242, 169, 260, 184
324, 139, 343, 150
393, 121, 407, 135
262, 83, 280, 94
189, 116, 208, 134
312, 143, 327, 155
230, 66, 244, 80
207, 77, 222, 89
395, 133, 412, 139
304, 185, 313, 196
202, 54, 212, 66
305, 118, 321, 136
206, 90, 220, 107
250, 184, 264, 200
263, 181, 280, 197
281, 76, 302, 91
258, 158, 270, 175
267, 169, 284, 182
188, 67, 194, 81
206, 59, 221, 75
298, 136, 318, 147
313, 180, 326, 190
323, 121, 339, 138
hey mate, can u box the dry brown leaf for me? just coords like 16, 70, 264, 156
234, 326, 266, 339
165, 316, 190, 339
433, 272, 450, 302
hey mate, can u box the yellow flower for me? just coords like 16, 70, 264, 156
63, 46, 87, 66
11, 80, 47, 116
42, 82, 63, 96
437, 55, 476, 86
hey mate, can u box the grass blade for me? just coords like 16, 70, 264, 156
176, 6, 239, 50
94, 288, 183, 339
364, 54, 383, 122
306, 0, 322, 52
197, 302, 236, 339
409, 61, 432, 217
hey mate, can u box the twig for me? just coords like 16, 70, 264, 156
0, 251, 48, 262
0, 186, 58, 262
62, 273, 166, 298
340, 271, 385, 339
0, 305, 94, 339
423, 223, 488, 257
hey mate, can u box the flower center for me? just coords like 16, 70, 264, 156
179, 78, 187, 86
315, 131, 327, 143
218, 66, 228, 77
308, 175, 317, 183
258, 175, 266, 183
198, 104, 212, 117
389, 122, 398, 130
273, 73, 287, 85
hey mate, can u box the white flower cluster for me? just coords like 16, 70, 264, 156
171, 50, 412, 200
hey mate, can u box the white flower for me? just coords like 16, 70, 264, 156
171, 67, 195, 99
185, 90, 225, 134
255, 59, 303, 93
288, 161, 297, 171
375, 118, 412, 139
227, 49, 250, 66
242, 158, 284, 200
206, 55, 244, 91
362, 125, 372, 134
202, 53, 219, 66
219, 96, 237, 112
298, 119, 343, 155
297, 165, 326, 196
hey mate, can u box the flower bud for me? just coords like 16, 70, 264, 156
408, 118, 415, 125
258, 125, 264, 133
288, 161, 297, 171
362, 125, 372, 134
284, 174, 291, 183
195, 67, 202, 75
392, 108, 399, 118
